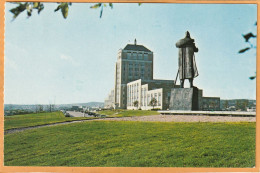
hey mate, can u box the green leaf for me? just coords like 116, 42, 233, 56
33, 2, 39, 8
242, 33, 256, 42
100, 5, 103, 18
61, 3, 69, 19
90, 3, 102, 9
109, 3, 113, 9
138, 3, 142, 6
38, 3, 44, 14
10, 3, 27, 19
249, 76, 256, 80
26, 3, 33, 17
238, 47, 250, 53
54, 4, 62, 12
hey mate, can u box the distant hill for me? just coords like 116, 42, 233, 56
4, 102, 104, 111
56, 102, 104, 109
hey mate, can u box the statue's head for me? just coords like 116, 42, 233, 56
185, 31, 190, 38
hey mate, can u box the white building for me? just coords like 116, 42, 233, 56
127, 79, 176, 110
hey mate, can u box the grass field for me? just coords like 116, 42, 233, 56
4, 110, 159, 130
4, 121, 255, 167
4, 111, 96, 130
98, 109, 160, 117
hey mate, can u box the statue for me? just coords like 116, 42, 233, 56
175, 31, 199, 88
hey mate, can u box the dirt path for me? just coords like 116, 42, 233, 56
94, 115, 256, 122
5, 115, 255, 135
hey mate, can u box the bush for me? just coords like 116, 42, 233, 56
151, 108, 161, 111
94, 114, 100, 117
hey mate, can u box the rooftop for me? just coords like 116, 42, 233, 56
123, 44, 152, 52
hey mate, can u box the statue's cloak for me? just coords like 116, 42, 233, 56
176, 37, 199, 80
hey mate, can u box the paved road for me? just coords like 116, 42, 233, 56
66, 111, 92, 117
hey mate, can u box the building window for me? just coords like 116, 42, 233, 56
127, 53, 131, 59
133, 53, 137, 59
138, 54, 143, 60
144, 54, 148, 60
147, 95, 150, 105
158, 93, 161, 106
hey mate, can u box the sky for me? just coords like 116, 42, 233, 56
4, 3, 257, 104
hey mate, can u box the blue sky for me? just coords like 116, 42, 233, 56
4, 3, 257, 104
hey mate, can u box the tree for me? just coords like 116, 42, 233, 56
241, 100, 249, 111
35, 104, 43, 113
49, 104, 55, 112
38, 105, 43, 112
149, 98, 157, 109
9, 2, 142, 20
209, 101, 216, 110
235, 100, 242, 111
133, 100, 139, 109
223, 100, 229, 110
235, 100, 249, 111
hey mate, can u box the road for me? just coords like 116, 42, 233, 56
66, 111, 92, 117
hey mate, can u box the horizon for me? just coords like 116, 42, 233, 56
3, 98, 257, 106
4, 3, 257, 104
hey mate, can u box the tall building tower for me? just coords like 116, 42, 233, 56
114, 40, 153, 109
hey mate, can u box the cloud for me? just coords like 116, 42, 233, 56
59, 54, 79, 66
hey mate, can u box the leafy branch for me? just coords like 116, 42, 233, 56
54, 2, 72, 19
10, 2, 44, 20
238, 22, 257, 80
90, 3, 113, 18
10, 2, 142, 20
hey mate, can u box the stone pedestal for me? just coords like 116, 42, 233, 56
169, 87, 199, 110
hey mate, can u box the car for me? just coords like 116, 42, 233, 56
100, 114, 106, 118
65, 113, 70, 117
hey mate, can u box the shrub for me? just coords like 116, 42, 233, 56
151, 108, 161, 111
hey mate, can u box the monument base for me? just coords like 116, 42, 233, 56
169, 87, 199, 111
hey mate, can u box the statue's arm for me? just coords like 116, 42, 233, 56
193, 44, 199, 52
176, 38, 194, 48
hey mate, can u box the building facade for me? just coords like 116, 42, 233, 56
114, 40, 154, 109
104, 89, 115, 109
201, 97, 220, 111
127, 79, 177, 110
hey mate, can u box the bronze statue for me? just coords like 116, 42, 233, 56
175, 31, 199, 88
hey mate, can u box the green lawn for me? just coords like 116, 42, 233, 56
4, 121, 255, 167
98, 109, 160, 117
4, 111, 96, 130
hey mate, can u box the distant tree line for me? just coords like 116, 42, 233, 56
222, 99, 254, 111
